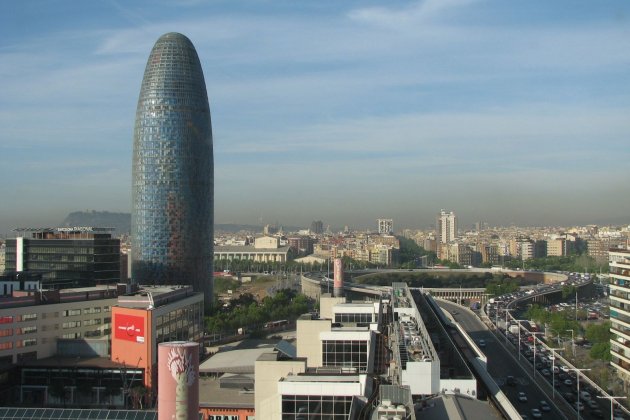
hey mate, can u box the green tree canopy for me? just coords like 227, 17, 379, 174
585, 322, 611, 344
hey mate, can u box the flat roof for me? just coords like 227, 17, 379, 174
214, 245, 290, 253
200, 339, 280, 374
199, 376, 254, 408
282, 374, 360, 382
21, 356, 132, 370
415, 394, 502, 420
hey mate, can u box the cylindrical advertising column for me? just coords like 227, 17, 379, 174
158, 341, 199, 420
333, 258, 344, 297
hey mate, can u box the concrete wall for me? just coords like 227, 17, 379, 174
255, 357, 306, 420
296, 318, 331, 368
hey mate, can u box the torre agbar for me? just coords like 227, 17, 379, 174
131, 33, 214, 305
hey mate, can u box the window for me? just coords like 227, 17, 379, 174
282, 395, 352, 419
62, 309, 81, 317
17, 326, 37, 335
62, 321, 81, 329
17, 314, 37, 322
16, 339, 37, 348
322, 340, 369, 373
0, 329, 13, 337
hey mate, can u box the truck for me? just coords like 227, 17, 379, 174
509, 324, 520, 335
470, 301, 481, 310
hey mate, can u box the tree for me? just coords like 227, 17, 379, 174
130, 385, 147, 409
590, 342, 611, 361
585, 322, 611, 344
562, 285, 577, 300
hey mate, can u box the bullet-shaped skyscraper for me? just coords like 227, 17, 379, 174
131, 33, 213, 306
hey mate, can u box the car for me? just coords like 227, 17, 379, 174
478, 339, 486, 347
560, 365, 570, 373
574, 401, 584, 411
540, 401, 551, 412
591, 409, 604, 419
531, 408, 542, 418
518, 392, 528, 402
541, 369, 550, 376
564, 379, 573, 386
563, 392, 576, 403
506, 376, 516, 386
587, 400, 599, 409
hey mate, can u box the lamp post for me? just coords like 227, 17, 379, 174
597, 395, 627, 420
569, 368, 591, 420
566, 329, 576, 357
531, 331, 545, 376
514, 319, 528, 360
548, 347, 563, 399
504, 308, 514, 344
494, 303, 500, 330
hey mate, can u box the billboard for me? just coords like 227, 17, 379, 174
114, 313, 145, 343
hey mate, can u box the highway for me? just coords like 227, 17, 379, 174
438, 299, 572, 420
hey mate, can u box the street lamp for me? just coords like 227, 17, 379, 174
568, 368, 591, 420
547, 347, 563, 399
514, 319, 528, 360
597, 395, 627, 420
566, 329, 576, 357
531, 331, 545, 376
545, 327, 562, 346
504, 308, 515, 344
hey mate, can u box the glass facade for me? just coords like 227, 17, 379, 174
131, 32, 214, 304
155, 300, 203, 344
334, 313, 373, 324
322, 340, 369, 372
4, 234, 120, 289
281, 395, 353, 419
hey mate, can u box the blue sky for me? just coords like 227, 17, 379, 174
1, 0, 629, 233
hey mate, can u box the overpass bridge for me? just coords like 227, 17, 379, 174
299, 268, 570, 307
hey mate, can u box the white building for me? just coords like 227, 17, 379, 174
377, 219, 394, 235
609, 248, 630, 392
437, 210, 457, 244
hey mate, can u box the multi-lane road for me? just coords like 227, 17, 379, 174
439, 299, 575, 420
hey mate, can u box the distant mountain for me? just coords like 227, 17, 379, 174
60, 211, 302, 235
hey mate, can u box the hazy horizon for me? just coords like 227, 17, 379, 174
1, 1, 629, 235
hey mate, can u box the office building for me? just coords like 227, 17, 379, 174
437, 210, 457, 244
111, 285, 204, 394
310, 220, 324, 235
255, 284, 479, 419
131, 32, 214, 305
0, 285, 124, 366
608, 248, 630, 392
4, 227, 120, 289
287, 236, 314, 256
377, 219, 393, 235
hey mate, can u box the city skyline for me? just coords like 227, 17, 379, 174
1, 1, 629, 233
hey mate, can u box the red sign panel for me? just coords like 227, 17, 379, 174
114, 314, 145, 343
